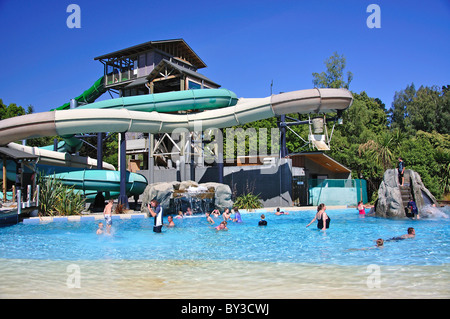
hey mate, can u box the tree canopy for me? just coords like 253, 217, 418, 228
227, 52, 449, 201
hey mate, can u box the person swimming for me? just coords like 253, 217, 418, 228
386, 227, 415, 241
347, 238, 384, 251
232, 208, 243, 223
166, 215, 175, 227
215, 221, 228, 231
96, 222, 104, 235
258, 214, 267, 226
275, 207, 289, 215
206, 212, 215, 224
223, 208, 231, 221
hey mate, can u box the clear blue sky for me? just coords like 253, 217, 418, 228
0, 0, 449, 113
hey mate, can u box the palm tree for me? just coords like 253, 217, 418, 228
359, 131, 396, 171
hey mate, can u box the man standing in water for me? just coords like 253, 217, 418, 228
148, 199, 163, 233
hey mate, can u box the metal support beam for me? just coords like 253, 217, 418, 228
2, 155, 6, 201
97, 132, 103, 170
118, 132, 128, 208
279, 115, 288, 158
148, 134, 154, 184
218, 128, 224, 184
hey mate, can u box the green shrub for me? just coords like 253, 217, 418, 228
233, 192, 263, 210
54, 188, 86, 216
38, 174, 85, 216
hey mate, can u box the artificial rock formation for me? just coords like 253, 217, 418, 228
141, 180, 233, 215
375, 169, 438, 218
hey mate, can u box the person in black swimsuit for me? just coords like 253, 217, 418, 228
398, 157, 405, 186
258, 214, 267, 226
306, 203, 330, 230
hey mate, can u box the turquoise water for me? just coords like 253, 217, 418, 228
1, 208, 449, 266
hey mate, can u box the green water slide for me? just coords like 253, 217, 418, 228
54, 76, 107, 111
41, 76, 107, 153
46, 170, 148, 202
75, 88, 238, 112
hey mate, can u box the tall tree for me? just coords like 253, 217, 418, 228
312, 52, 353, 89
0, 99, 28, 120
389, 83, 416, 133
389, 83, 449, 134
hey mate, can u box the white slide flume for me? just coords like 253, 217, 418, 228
0, 88, 353, 146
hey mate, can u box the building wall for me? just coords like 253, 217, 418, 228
303, 157, 351, 180
138, 158, 292, 208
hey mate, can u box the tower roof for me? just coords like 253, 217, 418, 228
94, 39, 207, 69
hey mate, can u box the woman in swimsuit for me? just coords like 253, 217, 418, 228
306, 203, 330, 230
357, 201, 366, 215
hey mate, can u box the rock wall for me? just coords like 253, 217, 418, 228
375, 169, 438, 218
141, 180, 233, 215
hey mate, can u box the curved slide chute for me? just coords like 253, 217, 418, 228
46, 170, 147, 200
54, 76, 107, 111
0, 88, 353, 145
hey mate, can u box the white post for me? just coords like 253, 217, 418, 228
36, 184, 40, 207
17, 189, 22, 215
27, 185, 31, 207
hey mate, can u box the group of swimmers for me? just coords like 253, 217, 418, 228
305, 202, 416, 249
97, 200, 417, 249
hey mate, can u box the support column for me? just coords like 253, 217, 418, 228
2, 155, 7, 201
93, 132, 105, 212
148, 134, 154, 184
279, 115, 287, 158
179, 132, 186, 181
118, 132, 128, 208
190, 133, 195, 182
97, 132, 103, 170
218, 128, 224, 184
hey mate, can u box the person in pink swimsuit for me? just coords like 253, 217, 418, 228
357, 201, 366, 215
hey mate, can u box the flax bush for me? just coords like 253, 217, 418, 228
38, 174, 85, 216
233, 192, 263, 210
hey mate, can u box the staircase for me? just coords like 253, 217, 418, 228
399, 170, 413, 217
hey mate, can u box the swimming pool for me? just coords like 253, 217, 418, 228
1, 208, 449, 298
1, 208, 449, 266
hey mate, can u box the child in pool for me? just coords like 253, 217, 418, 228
232, 208, 243, 223
357, 201, 366, 215
206, 212, 215, 224
96, 222, 104, 235
215, 221, 228, 231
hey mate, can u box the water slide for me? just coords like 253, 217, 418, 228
0, 87, 353, 200
48, 170, 148, 201
0, 88, 352, 143
54, 76, 107, 111
44, 76, 108, 153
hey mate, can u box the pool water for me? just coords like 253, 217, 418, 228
1, 208, 449, 266
1, 208, 449, 298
